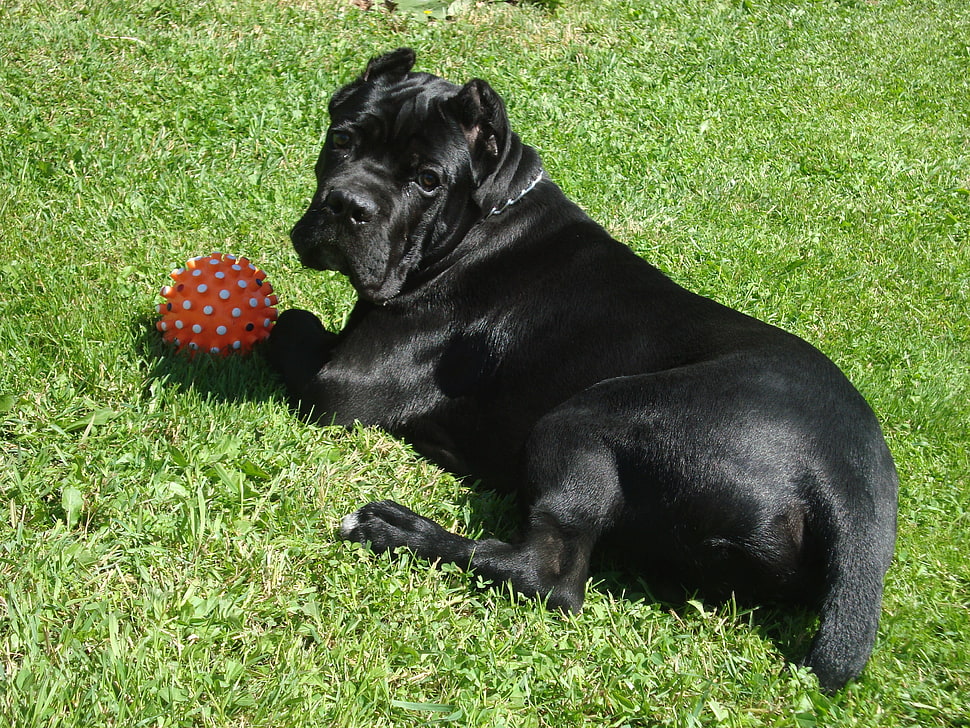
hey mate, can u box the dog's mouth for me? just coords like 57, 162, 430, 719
290, 215, 351, 274
297, 242, 351, 276
292, 234, 402, 305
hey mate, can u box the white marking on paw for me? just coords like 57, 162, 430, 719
339, 511, 360, 537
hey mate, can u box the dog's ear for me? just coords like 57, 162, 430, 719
330, 48, 416, 113
361, 48, 416, 84
448, 79, 510, 165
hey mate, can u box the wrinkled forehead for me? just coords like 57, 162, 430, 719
328, 73, 460, 140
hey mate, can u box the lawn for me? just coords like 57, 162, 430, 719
1, 0, 968, 725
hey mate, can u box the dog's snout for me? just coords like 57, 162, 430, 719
323, 188, 377, 225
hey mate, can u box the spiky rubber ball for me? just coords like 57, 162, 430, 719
156, 253, 278, 356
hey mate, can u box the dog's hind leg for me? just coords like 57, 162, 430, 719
340, 427, 624, 613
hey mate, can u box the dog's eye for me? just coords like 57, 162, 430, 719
331, 130, 352, 150
417, 170, 440, 192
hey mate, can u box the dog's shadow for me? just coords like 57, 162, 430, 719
461, 484, 818, 668
594, 566, 818, 667
133, 314, 281, 405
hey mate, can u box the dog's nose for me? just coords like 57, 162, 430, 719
323, 189, 377, 225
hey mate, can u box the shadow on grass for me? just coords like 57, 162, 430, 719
425, 483, 822, 670
592, 565, 819, 666
133, 313, 283, 405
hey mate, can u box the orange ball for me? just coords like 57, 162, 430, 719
156, 253, 278, 356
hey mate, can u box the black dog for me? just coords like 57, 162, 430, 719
268, 48, 897, 693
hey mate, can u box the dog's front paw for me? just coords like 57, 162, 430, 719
267, 309, 329, 367
266, 309, 337, 394
340, 499, 447, 556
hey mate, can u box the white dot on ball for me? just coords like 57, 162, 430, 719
209, 258, 220, 265
231, 308, 242, 318
189, 342, 199, 350
232, 341, 242, 349
192, 324, 202, 334
203, 305, 214, 315
210, 347, 220, 354
192, 269, 202, 277
232, 264, 242, 271
175, 320, 184, 329
197, 283, 208, 293
182, 300, 192, 310
216, 325, 228, 335
215, 271, 226, 279
249, 298, 258, 307
237, 279, 247, 289
263, 318, 271, 327
159, 321, 168, 331
264, 297, 272, 306
220, 290, 230, 300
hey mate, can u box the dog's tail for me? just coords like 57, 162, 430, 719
804, 455, 897, 693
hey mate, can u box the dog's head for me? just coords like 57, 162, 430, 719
290, 48, 543, 304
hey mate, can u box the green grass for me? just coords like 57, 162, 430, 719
1, 0, 968, 725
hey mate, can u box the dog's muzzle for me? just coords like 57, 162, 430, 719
289, 210, 351, 274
